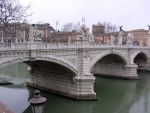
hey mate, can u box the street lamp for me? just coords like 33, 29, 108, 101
29, 90, 47, 113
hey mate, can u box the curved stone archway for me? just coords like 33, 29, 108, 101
32, 55, 78, 75
132, 51, 149, 63
133, 51, 149, 71
90, 51, 128, 69
0, 55, 78, 75
90, 51, 139, 79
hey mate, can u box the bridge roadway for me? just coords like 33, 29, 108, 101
0, 41, 150, 100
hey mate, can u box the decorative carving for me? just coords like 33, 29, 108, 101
119, 26, 123, 31
148, 25, 150, 30
29, 25, 44, 42
90, 56, 94, 61
89, 34, 95, 43
84, 50, 90, 59
68, 58, 76, 65
64, 57, 76, 65
111, 48, 114, 53
31, 53, 37, 61
77, 24, 90, 40
126, 33, 134, 45
110, 35, 114, 44
34, 30, 44, 38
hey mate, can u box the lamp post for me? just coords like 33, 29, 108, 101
29, 90, 47, 113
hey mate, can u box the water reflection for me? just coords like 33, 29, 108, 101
94, 74, 150, 113
0, 63, 30, 113
0, 63, 150, 113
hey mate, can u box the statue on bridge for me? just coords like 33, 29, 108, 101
89, 34, 95, 43
33, 30, 44, 38
148, 25, 150, 30
119, 26, 123, 31
29, 25, 44, 42
126, 33, 134, 45
77, 24, 90, 41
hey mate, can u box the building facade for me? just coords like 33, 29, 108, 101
0, 23, 55, 44
0, 22, 149, 45
92, 23, 148, 46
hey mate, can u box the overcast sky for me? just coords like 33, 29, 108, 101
19, 0, 150, 32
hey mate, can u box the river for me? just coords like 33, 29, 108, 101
0, 63, 150, 113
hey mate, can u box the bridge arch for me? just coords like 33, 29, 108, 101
90, 51, 128, 69
132, 51, 149, 63
132, 51, 149, 70
0, 55, 78, 75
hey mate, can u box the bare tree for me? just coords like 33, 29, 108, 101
61, 22, 77, 32
0, 0, 32, 45
0, 0, 32, 28
101, 21, 118, 33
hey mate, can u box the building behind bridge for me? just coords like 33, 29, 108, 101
92, 22, 148, 46
0, 22, 148, 45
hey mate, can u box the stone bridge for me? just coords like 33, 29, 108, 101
0, 25, 150, 100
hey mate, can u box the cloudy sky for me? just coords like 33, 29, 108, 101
19, 0, 150, 32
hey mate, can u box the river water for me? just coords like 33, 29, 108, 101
0, 63, 150, 113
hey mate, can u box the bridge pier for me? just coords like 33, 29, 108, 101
124, 64, 140, 79
27, 68, 97, 100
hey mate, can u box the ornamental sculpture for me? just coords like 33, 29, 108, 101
29, 25, 44, 42
33, 30, 44, 38
119, 26, 123, 31
77, 24, 90, 40
126, 33, 134, 45
148, 25, 150, 30
89, 34, 95, 43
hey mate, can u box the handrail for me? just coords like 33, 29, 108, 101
0, 42, 149, 50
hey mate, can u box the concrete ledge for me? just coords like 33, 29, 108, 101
95, 74, 141, 80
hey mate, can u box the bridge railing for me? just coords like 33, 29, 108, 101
0, 42, 149, 50
0, 43, 28, 49
0, 43, 11, 49
89, 43, 149, 49
0, 42, 79, 50
33, 43, 78, 49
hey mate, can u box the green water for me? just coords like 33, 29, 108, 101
0, 63, 150, 113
